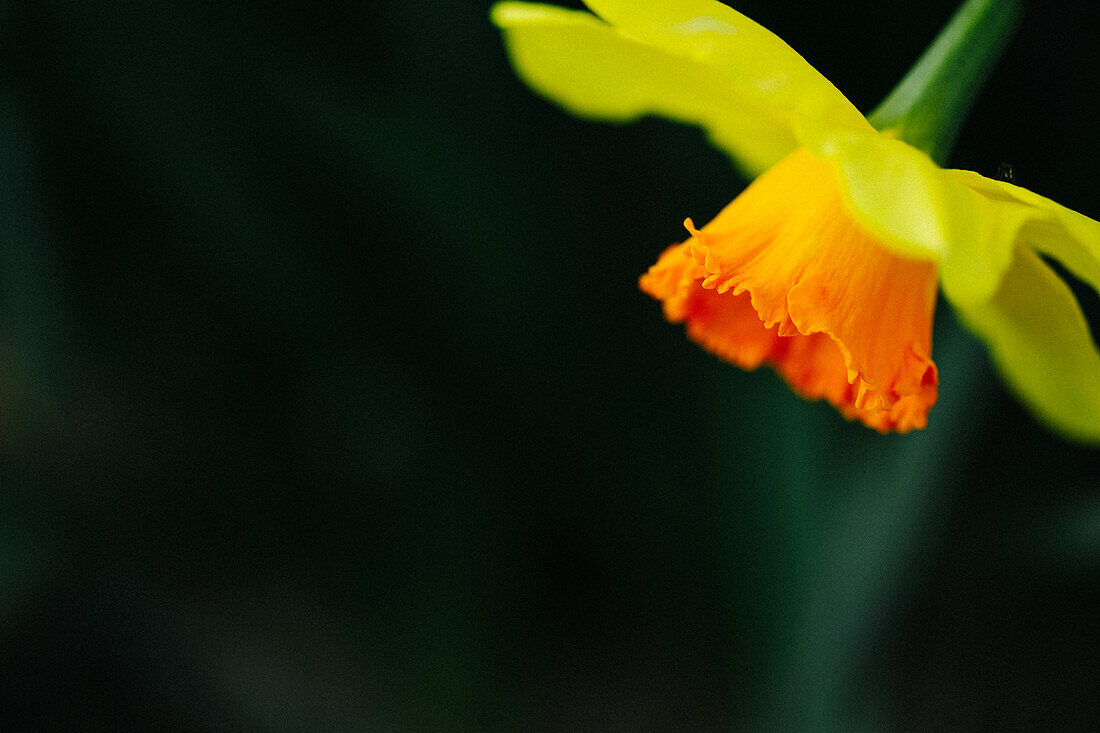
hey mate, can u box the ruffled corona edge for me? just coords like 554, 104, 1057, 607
640, 149, 939, 433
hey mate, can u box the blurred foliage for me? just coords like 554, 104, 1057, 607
0, 0, 1097, 730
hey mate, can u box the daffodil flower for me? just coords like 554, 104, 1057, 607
492, 0, 1100, 439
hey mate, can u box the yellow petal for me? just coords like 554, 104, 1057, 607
954, 245, 1100, 443
947, 169, 1100, 296
580, 0, 867, 127
490, 1, 868, 176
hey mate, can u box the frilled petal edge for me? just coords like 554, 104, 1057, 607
639, 148, 939, 433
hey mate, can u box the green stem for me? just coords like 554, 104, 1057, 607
767, 315, 992, 732
867, 0, 1023, 164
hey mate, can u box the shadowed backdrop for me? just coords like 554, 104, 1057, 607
0, 0, 1097, 730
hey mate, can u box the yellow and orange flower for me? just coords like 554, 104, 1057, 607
493, 0, 1100, 439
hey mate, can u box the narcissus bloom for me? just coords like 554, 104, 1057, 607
492, 0, 1100, 439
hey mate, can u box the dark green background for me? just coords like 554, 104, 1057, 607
0, 0, 1097, 730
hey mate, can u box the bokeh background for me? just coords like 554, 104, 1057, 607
1, 0, 1098, 730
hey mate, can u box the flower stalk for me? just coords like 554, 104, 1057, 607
867, 0, 1023, 164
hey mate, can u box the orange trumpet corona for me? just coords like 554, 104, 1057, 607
640, 149, 939, 433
